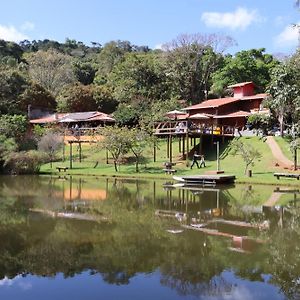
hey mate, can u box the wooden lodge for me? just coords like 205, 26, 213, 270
30, 111, 115, 132
154, 82, 269, 138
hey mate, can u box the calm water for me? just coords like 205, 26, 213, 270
0, 175, 299, 300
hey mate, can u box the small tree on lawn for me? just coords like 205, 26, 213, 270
38, 132, 63, 168
290, 137, 300, 171
98, 126, 130, 172
230, 139, 262, 175
127, 128, 151, 172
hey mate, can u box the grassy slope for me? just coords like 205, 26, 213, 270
40, 136, 300, 185
274, 137, 293, 161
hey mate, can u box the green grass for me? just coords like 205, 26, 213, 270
40, 136, 300, 186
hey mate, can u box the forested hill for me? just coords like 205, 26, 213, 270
0, 34, 281, 126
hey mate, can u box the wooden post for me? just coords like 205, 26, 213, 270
186, 131, 189, 166
62, 140, 65, 162
211, 123, 214, 146
294, 148, 297, 171
153, 139, 156, 162
182, 136, 185, 156
79, 142, 82, 163
69, 142, 73, 169
170, 134, 173, 163
179, 136, 181, 153
106, 149, 109, 164
200, 135, 203, 155
167, 135, 170, 159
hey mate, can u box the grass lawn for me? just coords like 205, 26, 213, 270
40, 136, 300, 186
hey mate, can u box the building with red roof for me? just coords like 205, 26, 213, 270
183, 81, 269, 132
155, 81, 269, 137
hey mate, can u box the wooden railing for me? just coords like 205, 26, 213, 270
154, 122, 236, 136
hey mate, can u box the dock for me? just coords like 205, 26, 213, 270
173, 174, 236, 185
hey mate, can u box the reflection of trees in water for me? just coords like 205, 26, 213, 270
160, 274, 232, 298
3, 176, 300, 299
266, 209, 300, 300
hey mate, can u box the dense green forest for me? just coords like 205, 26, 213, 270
0, 35, 282, 121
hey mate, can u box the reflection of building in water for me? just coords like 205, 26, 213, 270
60, 188, 107, 201
159, 183, 299, 254
54, 177, 108, 202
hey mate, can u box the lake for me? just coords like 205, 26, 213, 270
0, 175, 299, 300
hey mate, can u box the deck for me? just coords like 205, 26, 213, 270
173, 174, 236, 185
153, 121, 237, 137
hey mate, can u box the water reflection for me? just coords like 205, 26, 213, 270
0, 175, 299, 299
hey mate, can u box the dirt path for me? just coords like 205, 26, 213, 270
264, 192, 282, 207
266, 136, 293, 169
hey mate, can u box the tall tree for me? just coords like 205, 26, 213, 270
0, 67, 28, 114
26, 49, 75, 97
161, 33, 235, 103
267, 63, 300, 136
57, 83, 97, 112
211, 48, 278, 97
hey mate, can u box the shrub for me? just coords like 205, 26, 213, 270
4, 151, 47, 174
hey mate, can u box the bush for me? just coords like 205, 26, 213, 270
4, 151, 47, 174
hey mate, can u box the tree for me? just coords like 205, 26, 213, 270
267, 63, 300, 136
0, 114, 28, 145
162, 33, 235, 103
26, 49, 75, 97
20, 82, 56, 111
38, 132, 63, 168
0, 67, 28, 114
72, 61, 96, 85
97, 126, 130, 172
230, 139, 262, 175
127, 128, 151, 172
247, 113, 271, 134
0, 135, 17, 167
290, 138, 300, 171
211, 48, 278, 97
57, 83, 97, 112
93, 85, 118, 114
108, 53, 162, 104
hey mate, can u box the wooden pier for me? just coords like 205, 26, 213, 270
173, 174, 236, 185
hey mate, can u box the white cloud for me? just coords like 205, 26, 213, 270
201, 7, 262, 31
154, 44, 163, 50
0, 275, 21, 287
274, 24, 299, 48
21, 21, 35, 31
222, 285, 254, 300
0, 25, 29, 42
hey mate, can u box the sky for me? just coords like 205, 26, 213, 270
0, 0, 299, 55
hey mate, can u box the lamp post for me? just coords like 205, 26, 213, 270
214, 141, 220, 172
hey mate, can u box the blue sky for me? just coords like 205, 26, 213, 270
0, 0, 299, 54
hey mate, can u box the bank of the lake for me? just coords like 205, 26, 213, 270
40, 136, 300, 186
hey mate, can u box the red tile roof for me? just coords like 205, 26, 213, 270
213, 111, 251, 119
228, 82, 254, 88
184, 97, 239, 111
241, 93, 268, 100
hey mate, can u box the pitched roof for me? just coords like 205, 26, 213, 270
30, 111, 115, 124
184, 97, 239, 111
213, 111, 251, 119
29, 113, 67, 124
228, 82, 254, 88
241, 93, 268, 100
